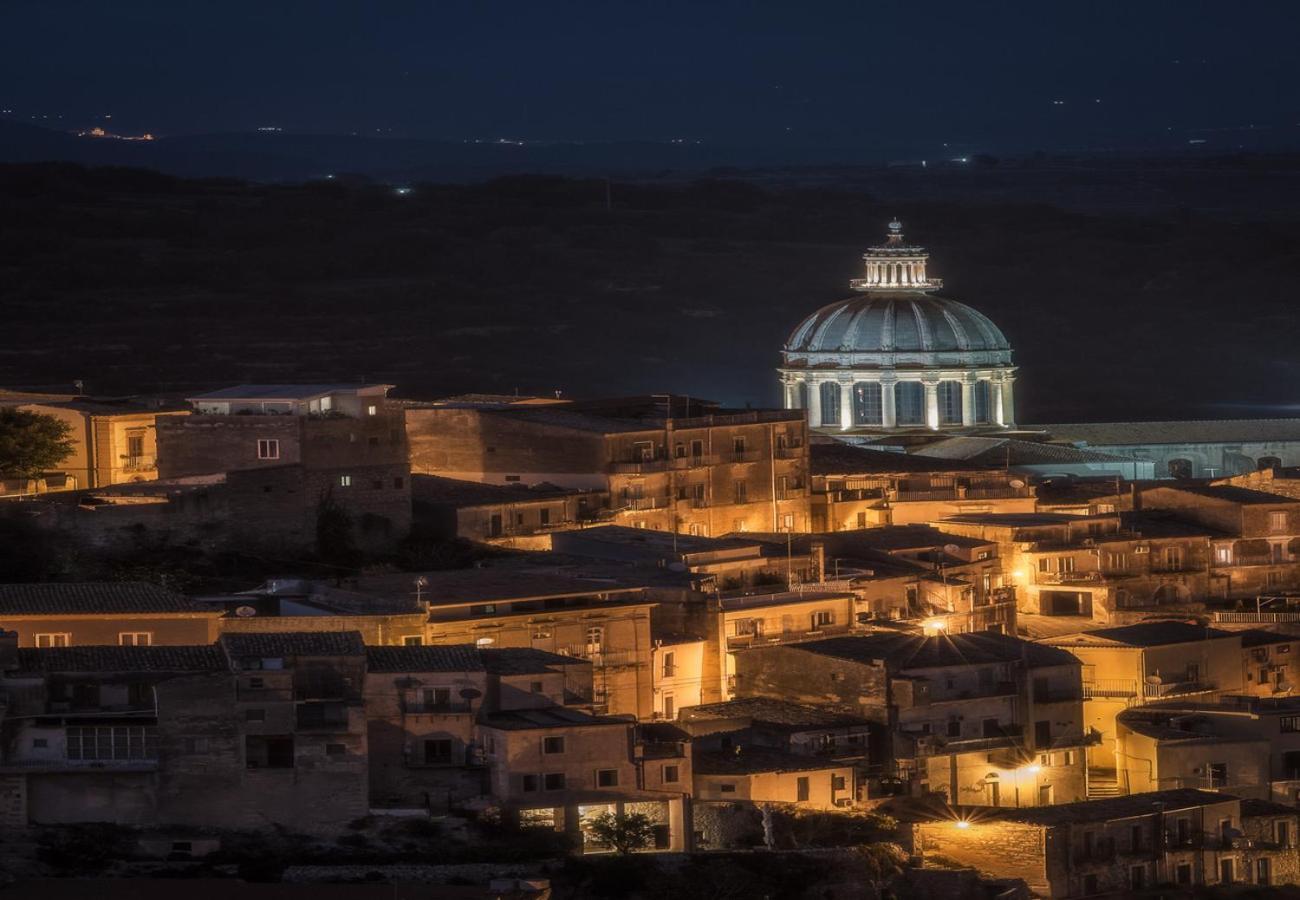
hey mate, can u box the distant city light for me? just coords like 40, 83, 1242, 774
394, 187, 412, 196
956, 819, 971, 829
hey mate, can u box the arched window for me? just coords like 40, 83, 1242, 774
937, 381, 963, 426
895, 382, 924, 426
819, 381, 841, 428
853, 382, 882, 426
794, 381, 808, 410
1168, 458, 1193, 479
971, 380, 991, 424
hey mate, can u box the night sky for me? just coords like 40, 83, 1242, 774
4, 0, 1299, 153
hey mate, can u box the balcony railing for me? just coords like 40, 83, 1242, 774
625, 497, 669, 511
119, 455, 157, 472
1082, 679, 1215, 701
774, 446, 805, 460
672, 454, 719, 469
610, 458, 671, 474
1214, 611, 1300, 624
728, 450, 764, 464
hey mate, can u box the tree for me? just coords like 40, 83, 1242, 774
0, 407, 74, 480
586, 811, 656, 855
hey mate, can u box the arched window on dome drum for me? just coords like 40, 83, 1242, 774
895, 382, 924, 427
852, 382, 882, 426
972, 380, 991, 424
819, 381, 841, 428
937, 381, 963, 426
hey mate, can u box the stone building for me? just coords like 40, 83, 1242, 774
411, 474, 607, 548
1039, 419, 1300, 480
156, 384, 411, 546
779, 222, 1016, 434
1115, 706, 1272, 797
808, 441, 1036, 531
0, 391, 189, 496
0, 582, 221, 647
732, 631, 1091, 807
915, 789, 1298, 896
404, 396, 811, 536
934, 511, 1214, 624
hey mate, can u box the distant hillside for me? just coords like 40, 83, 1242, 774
3, 162, 1300, 423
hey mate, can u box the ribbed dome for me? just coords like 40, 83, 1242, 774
785, 293, 1010, 354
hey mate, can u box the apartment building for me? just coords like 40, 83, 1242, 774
0, 582, 221, 647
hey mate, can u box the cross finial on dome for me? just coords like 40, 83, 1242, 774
888, 219, 903, 234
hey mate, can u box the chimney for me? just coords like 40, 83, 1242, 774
0, 630, 18, 672
809, 541, 826, 583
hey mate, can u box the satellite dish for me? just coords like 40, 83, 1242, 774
1010, 479, 1026, 489
458, 687, 482, 700
1277, 680, 1292, 694
1144, 673, 1163, 686
234, 605, 257, 618
943, 544, 961, 555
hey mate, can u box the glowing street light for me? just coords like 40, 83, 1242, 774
955, 819, 970, 829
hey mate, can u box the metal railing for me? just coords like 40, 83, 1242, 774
1215, 611, 1300, 624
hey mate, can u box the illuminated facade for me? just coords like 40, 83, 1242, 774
780, 221, 1016, 433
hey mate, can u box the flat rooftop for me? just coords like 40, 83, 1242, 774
188, 383, 389, 402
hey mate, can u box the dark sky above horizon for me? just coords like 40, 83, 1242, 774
3, 1, 1299, 153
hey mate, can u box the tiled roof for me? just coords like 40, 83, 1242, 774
914, 437, 1132, 465
15, 644, 229, 674
219, 631, 366, 658
982, 789, 1234, 826
1238, 629, 1295, 648
680, 697, 871, 730
354, 567, 648, 607
694, 747, 849, 776
365, 645, 485, 673
1039, 419, 1300, 447
479, 647, 591, 675
810, 440, 986, 476
780, 631, 1080, 670
1241, 798, 1300, 818
1050, 621, 1233, 648
478, 707, 630, 730
1148, 483, 1297, 506
0, 582, 199, 616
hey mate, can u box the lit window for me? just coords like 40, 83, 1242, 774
367, 404, 377, 416
34, 633, 70, 648
339, 475, 352, 487
118, 632, 152, 646
256, 439, 280, 460
1271, 511, 1289, 533
1215, 545, 1233, 565
402, 635, 423, 646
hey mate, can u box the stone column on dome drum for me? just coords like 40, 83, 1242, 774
924, 380, 940, 431
961, 374, 976, 427
992, 375, 1005, 426
880, 378, 897, 429
839, 381, 853, 431
1000, 376, 1016, 428
807, 377, 822, 429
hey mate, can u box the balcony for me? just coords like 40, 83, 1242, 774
728, 450, 764, 464
610, 457, 671, 474
774, 445, 805, 460
672, 454, 719, 469
676, 496, 709, 509
119, 455, 157, 473
1082, 678, 1215, 701
402, 700, 473, 715
625, 497, 669, 511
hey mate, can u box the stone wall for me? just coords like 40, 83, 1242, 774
732, 645, 890, 724
916, 820, 1050, 894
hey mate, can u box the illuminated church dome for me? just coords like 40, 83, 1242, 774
779, 221, 1017, 432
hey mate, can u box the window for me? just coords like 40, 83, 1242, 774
733, 481, 748, 504
470, 603, 497, 616
937, 381, 963, 425
424, 739, 452, 764
32, 738, 48, 749
663, 694, 675, 720
662, 651, 676, 677
856, 512, 868, 528
894, 381, 924, 426
1064, 750, 1075, 766
118, 632, 152, 646
256, 439, 280, 460
521, 774, 539, 792
811, 610, 835, 629
543, 736, 565, 754
1214, 544, 1234, 565
66, 725, 157, 761
1176, 864, 1192, 886
326, 743, 346, 756
1058, 557, 1075, 574
543, 773, 566, 791
35, 633, 70, 648
1271, 511, 1288, 533
1279, 820, 1291, 848
586, 627, 604, 653
734, 618, 763, 637
367, 404, 377, 416
852, 382, 882, 425
530, 681, 544, 693
1220, 858, 1234, 884
1106, 552, 1129, 571
246, 709, 265, 722
422, 687, 451, 709
819, 382, 841, 427
946, 717, 961, 738
245, 735, 294, 769
1130, 865, 1146, 891
338, 475, 352, 487
971, 380, 991, 424
597, 769, 619, 787
1209, 762, 1228, 787
1163, 546, 1183, 570
663, 764, 680, 784
1280, 716, 1300, 733
1258, 857, 1272, 886
796, 777, 810, 802
539, 508, 550, 526
1038, 558, 1050, 573
402, 635, 423, 646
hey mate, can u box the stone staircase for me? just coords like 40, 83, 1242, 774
1087, 768, 1122, 799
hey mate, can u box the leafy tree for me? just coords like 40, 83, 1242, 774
587, 811, 656, 855
0, 407, 74, 480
